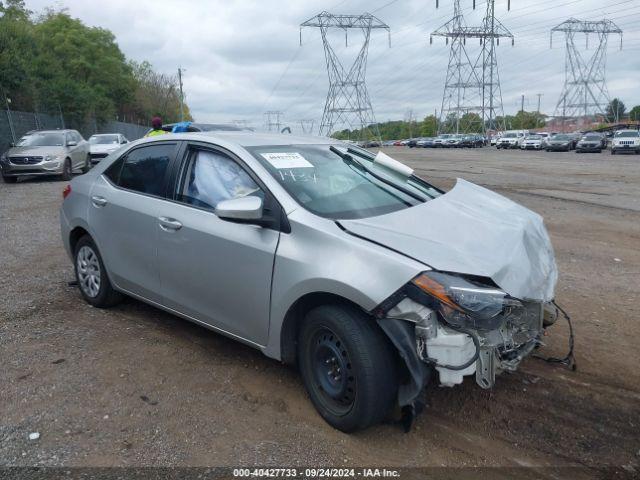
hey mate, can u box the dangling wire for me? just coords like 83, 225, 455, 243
534, 301, 576, 371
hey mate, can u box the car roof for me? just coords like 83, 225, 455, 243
142, 131, 341, 148
29, 129, 74, 134
90, 133, 120, 136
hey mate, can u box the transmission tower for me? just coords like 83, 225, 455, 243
432, 1, 513, 134
264, 111, 284, 132
300, 12, 390, 140
551, 19, 622, 124
298, 119, 315, 135
432, 0, 483, 134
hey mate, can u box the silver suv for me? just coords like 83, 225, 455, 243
60, 132, 560, 432
1, 130, 90, 182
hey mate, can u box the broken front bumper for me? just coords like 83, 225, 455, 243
377, 294, 557, 393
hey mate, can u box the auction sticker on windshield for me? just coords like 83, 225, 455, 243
261, 152, 314, 169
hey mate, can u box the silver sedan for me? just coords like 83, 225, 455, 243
60, 132, 561, 432
1, 130, 90, 182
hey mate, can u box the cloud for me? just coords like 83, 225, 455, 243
24, 0, 640, 133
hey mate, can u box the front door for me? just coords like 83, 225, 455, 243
156, 146, 280, 345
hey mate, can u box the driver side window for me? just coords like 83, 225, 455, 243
176, 149, 262, 211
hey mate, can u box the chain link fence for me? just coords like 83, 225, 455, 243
1, 109, 149, 154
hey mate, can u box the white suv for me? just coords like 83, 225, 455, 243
611, 130, 640, 155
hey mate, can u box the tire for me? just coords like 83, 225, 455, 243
611, 149, 616, 155
2, 175, 17, 183
298, 304, 398, 432
74, 235, 123, 308
82, 155, 90, 174
61, 158, 72, 181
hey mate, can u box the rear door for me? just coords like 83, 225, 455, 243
88, 141, 180, 302
155, 143, 280, 345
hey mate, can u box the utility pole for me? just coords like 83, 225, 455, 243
300, 12, 390, 140
178, 67, 185, 122
536, 93, 543, 113
4, 93, 15, 144
551, 19, 622, 124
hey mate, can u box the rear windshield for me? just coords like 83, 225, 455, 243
248, 144, 441, 220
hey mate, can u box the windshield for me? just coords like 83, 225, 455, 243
582, 135, 601, 141
615, 131, 639, 138
554, 135, 570, 140
248, 144, 441, 220
90, 135, 119, 144
19, 133, 65, 147
504, 133, 517, 138
526, 135, 541, 140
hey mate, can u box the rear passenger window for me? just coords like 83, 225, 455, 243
118, 144, 175, 197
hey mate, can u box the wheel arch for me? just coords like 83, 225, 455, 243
278, 291, 370, 366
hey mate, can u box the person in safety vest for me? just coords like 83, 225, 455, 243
144, 117, 168, 137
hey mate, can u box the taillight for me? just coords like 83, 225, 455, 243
63, 184, 71, 199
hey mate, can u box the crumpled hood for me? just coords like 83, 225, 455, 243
339, 178, 558, 302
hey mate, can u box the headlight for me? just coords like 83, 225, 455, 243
411, 271, 523, 330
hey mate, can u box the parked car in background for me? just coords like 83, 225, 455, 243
417, 137, 436, 148
497, 131, 523, 149
490, 133, 502, 146
611, 130, 640, 155
88, 134, 129, 164
443, 134, 464, 148
545, 134, 574, 152
521, 134, 544, 150
576, 133, 606, 153
433, 134, 453, 147
60, 132, 561, 432
407, 138, 420, 148
1, 129, 89, 183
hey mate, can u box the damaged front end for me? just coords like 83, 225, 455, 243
375, 271, 559, 394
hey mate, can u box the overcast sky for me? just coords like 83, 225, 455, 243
24, 0, 640, 133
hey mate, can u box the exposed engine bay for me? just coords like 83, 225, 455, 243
375, 270, 570, 410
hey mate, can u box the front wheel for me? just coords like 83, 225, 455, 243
298, 304, 398, 432
74, 235, 123, 308
61, 158, 72, 181
82, 155, 90, 174
611, 149, 616, 155
2, 175, 17, 183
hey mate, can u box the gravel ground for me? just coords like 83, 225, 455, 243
1, 147, 639, 476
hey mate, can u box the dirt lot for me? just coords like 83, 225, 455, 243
1, 147, 639, 475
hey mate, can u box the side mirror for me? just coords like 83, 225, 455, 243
215, 196, 263, 222
67, 141, 78, 147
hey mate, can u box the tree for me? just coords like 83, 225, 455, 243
128, 61, 193, 124
606, 98, 626, 123
0, 4, 193, 125
629, 105, 640, 122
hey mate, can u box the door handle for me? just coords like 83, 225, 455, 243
158, 216, 182, 231
91, 196, 107, 207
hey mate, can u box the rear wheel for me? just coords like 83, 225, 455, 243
2, 175, 17, 183
611, 149, 616, 155
298, 304, 398, 432
74, 235, 123, 308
